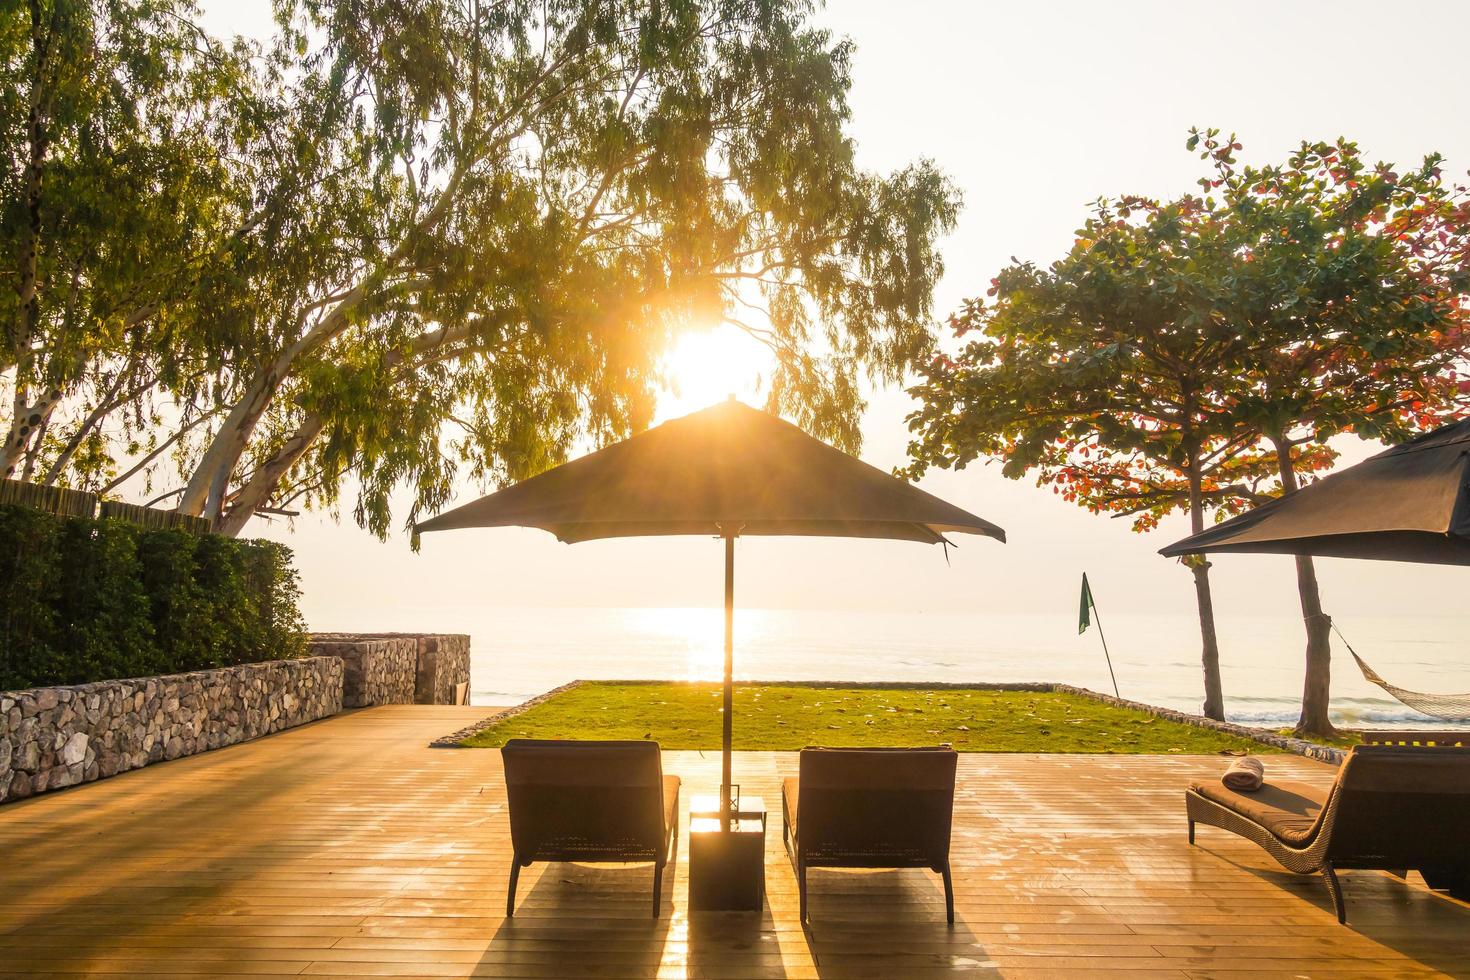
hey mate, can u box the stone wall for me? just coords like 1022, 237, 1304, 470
0, 656, 342, 804
1048, 683, 1347, 765
412, 634, 471, 706
305, 635, 418, 708
307, 633, 471, 706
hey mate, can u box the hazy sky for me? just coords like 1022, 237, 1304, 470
199, 0, 1470, 636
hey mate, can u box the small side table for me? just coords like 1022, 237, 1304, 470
688, 794, 767, 911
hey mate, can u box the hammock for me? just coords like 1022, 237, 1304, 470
1334, 624, 1470, 722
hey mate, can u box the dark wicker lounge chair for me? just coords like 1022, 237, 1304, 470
502, 738, 680, 918
782, 746, 958, 924
1186, 745, 1470, 923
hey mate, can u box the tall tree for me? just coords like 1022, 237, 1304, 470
1178, 130, 1470, 736
903, 198, 1289, 721
3, 1, 959, 537
907, 131, 1470, 736
0, 0, 265, 484
148, 0, 959, 537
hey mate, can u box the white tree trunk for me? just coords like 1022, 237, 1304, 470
215, 415, 325, 536
0, 386, 63, 478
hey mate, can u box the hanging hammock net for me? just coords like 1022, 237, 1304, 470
1334, 625, 1470, 722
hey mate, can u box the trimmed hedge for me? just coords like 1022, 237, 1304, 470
0, 504, 306, 690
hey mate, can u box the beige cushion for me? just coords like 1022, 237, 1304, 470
783, 776, 799, 831
1190, 778, 1327, 846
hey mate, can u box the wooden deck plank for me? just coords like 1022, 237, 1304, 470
2, 704, 1468, 978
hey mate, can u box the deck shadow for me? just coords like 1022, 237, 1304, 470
477, 860, 675, 977
1194, 841, 1470, 977
797, 867, 995, 978
0, 736, 345, 974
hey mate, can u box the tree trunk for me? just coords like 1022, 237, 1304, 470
214, 414, 325, 537
1189, 562, 1225, 720
175, 360, 288, 517
206, 322, 482, 534
1185, 450, 1226, 720
176, 152, 478, 520
176, 278, 384, 519
18, 412, 47, 479
1270, 434, 1337, 738
1290, 554, 1335, 737
0, 386, 62, 478
0, 2, 57, 478
9, 0, 51, 360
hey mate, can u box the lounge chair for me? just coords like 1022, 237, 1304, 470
501, 738, 680, 918
782, 746, 958, 923
1186, 745, 1470, 923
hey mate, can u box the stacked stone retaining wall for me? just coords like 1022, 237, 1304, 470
307, 633, 470, 706
0, 656, 343, 803
305, 635, 418, 707
412, 634, 471, 706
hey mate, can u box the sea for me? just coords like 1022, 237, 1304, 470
445, 606, 1469, 730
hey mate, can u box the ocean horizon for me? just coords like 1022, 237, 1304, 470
320, 605, 1470, 730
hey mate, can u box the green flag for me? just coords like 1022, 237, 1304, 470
1078, 571, 1119, 697
1078, 572, 1094, 634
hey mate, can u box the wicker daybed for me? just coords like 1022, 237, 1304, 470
1186, 745, 1470, 923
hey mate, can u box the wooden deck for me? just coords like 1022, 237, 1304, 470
2, 705, 1468, 978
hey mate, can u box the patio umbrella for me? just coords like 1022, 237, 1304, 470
1159, 417, 1470, 565
1159, 418, 1470, 723
416, 397, 1006, 821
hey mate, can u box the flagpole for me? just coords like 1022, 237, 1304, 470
1091, 586, 1120, 699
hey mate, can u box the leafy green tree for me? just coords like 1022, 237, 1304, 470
5, 1, 957, 537
903, 205, 1288, 721
0, 0, 267, 483
908, 132, 1470, 735
118, 0, 955, 536
1177, 130, 1470, 735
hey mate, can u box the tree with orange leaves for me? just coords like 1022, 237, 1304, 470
1182, 129, 1470, 735
906, 131, 1470, 734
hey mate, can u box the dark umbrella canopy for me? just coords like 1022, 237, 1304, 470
418, 398, 1004, 831
1160, 418, 1470, 565
416, 398, 1006, 545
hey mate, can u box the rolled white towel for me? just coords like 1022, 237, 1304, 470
1222, 756, 1265, 792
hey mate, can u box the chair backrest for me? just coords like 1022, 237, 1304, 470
1327, 745, 1470, 869
1359, 730, 1467, 748
502, 739, 666, 859
797, 746, 957, 866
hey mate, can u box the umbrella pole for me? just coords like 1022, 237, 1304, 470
721, 531, 735, 827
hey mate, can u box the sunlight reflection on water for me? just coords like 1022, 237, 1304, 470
391, 605, 1468, 730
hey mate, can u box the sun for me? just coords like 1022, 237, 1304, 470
657, 322, 773, 420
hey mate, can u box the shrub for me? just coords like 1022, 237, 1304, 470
0, 504, 306, 690
0, 505, 64, 683
53, 517, 156, 682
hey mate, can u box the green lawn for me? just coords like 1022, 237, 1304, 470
460, 682, 1283, 754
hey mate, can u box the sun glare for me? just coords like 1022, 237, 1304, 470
624, 606, 770, 682
657, 322, 772, 420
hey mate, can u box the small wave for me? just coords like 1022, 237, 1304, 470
1227, 708, 1468, 727
1227, 695, 1305, 706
